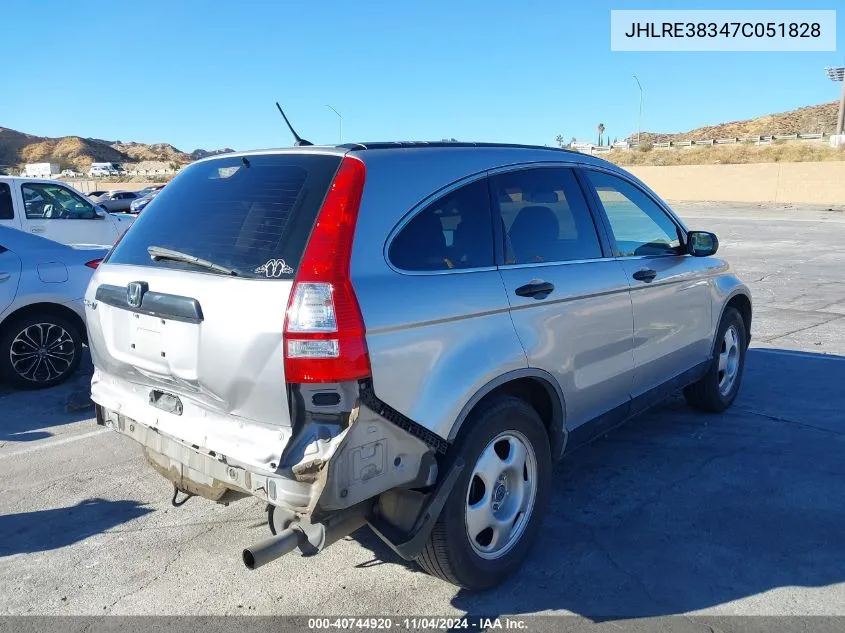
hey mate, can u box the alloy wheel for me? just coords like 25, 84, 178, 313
9, 322, 76, 383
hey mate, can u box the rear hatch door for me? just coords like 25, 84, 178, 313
86, 152, 343, 471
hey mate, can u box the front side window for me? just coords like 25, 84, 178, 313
490, 167, 602, 265
389, 179, 493, 271
0, 183, 13, 220
585, 171, 682, 257
21, 183, 97, 220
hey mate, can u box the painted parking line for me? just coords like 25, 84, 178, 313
0, 429, 107, 461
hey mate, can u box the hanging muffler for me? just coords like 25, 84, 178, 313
242, 503, 369, 570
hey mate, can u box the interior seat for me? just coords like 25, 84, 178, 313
508, 205, 559, 263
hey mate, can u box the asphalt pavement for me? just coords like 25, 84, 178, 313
1, 202, 844, 623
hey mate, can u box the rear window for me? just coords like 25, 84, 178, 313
108, 153, 341, 278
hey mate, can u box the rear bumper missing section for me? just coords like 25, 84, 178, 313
95, 394, 440, 518
96, 405, 316, 508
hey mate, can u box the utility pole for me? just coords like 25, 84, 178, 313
633, 75, 643, 144
327, 105, 343, 144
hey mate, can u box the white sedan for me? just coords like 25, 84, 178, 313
0, 226, 107, 389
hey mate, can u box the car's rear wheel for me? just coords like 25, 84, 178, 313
416, 396, 551, 589
684, 306, 747, 412
0, 313, 83, 389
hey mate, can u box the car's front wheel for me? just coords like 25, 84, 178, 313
416, 396, 551, 589
684, 306, 747, 412
0, 313, 83, 389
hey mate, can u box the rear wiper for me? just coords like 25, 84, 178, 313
147, 246, 239, 276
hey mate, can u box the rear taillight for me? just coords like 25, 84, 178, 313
85, 259, 102, 269
283, 156, 370, 383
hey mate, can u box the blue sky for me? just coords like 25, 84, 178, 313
1, 1, 842, 151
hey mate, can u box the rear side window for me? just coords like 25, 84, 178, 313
108, 153, 342, 278
490, 168, 602, 265
0, 184, 13, 220
389, 179, 493, 271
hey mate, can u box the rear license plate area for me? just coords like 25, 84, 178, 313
129, 312, 164, 359
149, 390, 183, 415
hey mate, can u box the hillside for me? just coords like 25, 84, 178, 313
631, 101, 841, 143
111, 141, 192, 164
0, 127, 233, 172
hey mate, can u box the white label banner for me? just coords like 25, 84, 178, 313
611, 10, 836, 51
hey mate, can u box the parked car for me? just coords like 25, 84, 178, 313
0, 226, 106, 388
86, 143, 751, 590
0, 178, 134, 247
96, 190, 138, 212
134, 185, 166, 199
128, 188, 162, 213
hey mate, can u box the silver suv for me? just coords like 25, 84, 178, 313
85, 143, 751, 589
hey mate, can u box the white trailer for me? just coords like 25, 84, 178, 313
23, 163, 60, 178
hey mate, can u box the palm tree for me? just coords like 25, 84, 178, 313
597, 123, 605, 146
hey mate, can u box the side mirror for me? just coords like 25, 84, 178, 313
94, 205, 108, 219
687, 231, 719, 257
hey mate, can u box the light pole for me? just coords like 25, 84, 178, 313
824, 67, 845, 138
633, 75, 643, 145
326, 105, 343, 144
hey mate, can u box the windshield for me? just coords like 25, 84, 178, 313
107, 153, 342, 278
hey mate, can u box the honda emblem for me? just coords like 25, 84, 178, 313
127, 281, 148, 308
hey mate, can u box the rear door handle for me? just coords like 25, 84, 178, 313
0, 273, 10, 282
30, 226, 45, 233
515, 281, 554, 298
632, 268, 657, 282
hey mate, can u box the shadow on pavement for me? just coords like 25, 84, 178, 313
0, 498, 153, 557
0, 353, 94, 442
354, 348, 845, 618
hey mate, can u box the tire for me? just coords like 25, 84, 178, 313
684, 306, 746, 413
0, 313, 83, 389
416, 396, 552, 589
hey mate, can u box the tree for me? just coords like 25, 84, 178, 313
597, 123, 605, 146
554, 135, 566, 148
570, 136, 576, 147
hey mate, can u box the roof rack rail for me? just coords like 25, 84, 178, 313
337, 141, 579, 154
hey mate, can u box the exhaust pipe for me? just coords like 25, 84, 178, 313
242, 504, 370, 570
242, 527, 302, 570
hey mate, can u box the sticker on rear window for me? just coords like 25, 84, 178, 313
255, 258, 294, 278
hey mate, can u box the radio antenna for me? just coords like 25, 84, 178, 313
275, 102, 313, 146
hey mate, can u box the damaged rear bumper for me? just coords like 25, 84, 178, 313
96, 405, 315, 507
94, 377, 466, 564
94, 386, 439, 516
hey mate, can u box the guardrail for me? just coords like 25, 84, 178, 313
573, 132, 829, 154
